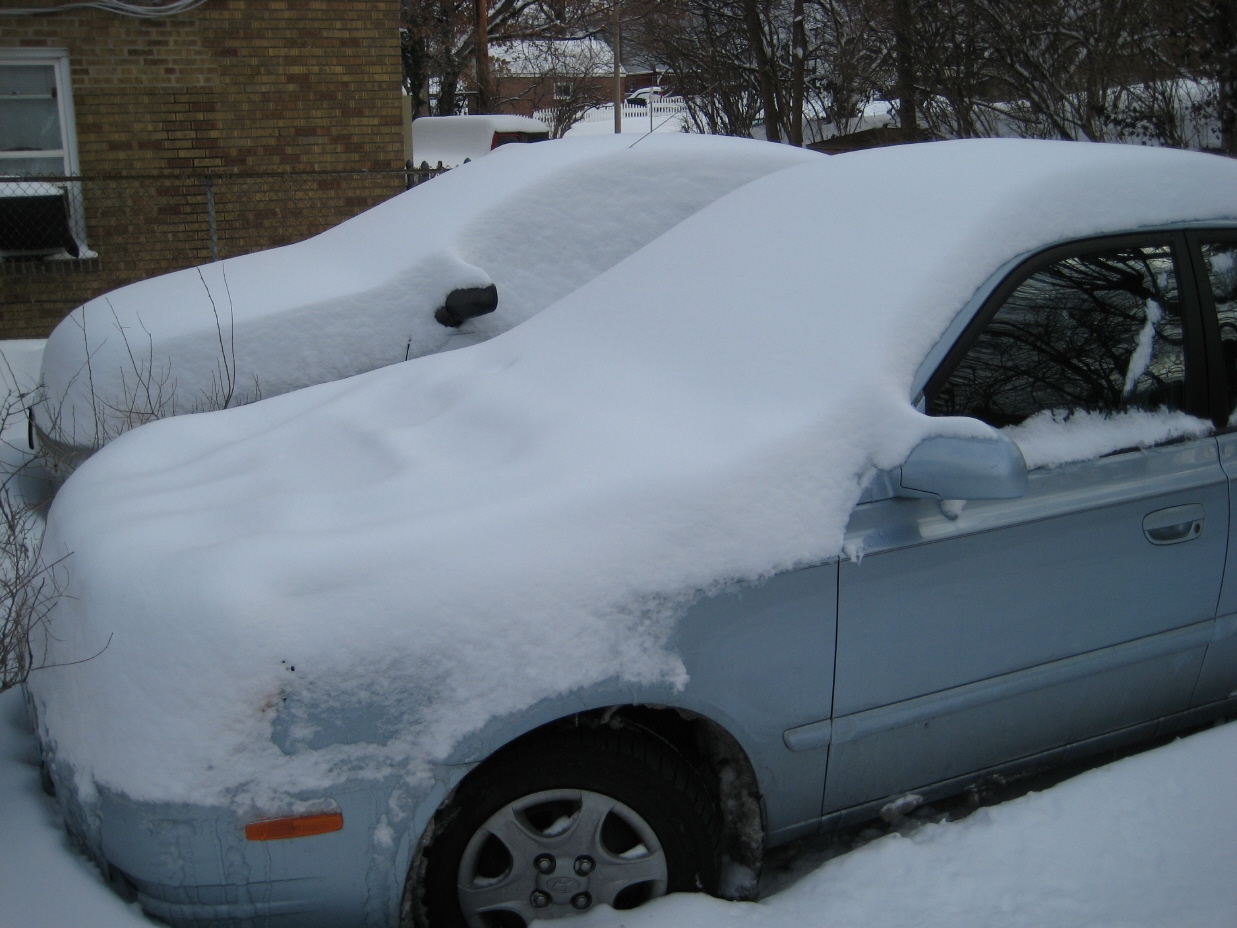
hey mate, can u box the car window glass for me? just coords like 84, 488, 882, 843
1199, 241, 1237, 425
929, 243, 1186, 429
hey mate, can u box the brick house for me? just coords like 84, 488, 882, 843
0, 0, 405, 338
484, 38, 655, 136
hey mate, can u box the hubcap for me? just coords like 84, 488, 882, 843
456, 788, 669, 926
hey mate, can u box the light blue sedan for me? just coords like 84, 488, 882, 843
27, 139, 1237, 928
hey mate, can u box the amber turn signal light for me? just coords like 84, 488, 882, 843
244, 812, 343, 841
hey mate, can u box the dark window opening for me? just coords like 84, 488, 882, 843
928, 243, 1187, 428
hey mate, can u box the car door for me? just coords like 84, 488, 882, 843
1187, 230, 1237, 709
825, 234, 1227, 814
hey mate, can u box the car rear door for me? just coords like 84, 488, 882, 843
825, 234, 1227, 815
1187, 230, 1237, 709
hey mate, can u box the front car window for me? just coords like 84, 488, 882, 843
929, 243, 1187, 428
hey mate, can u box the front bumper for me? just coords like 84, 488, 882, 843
43, 764, 457, 928
97, 788, 397, 928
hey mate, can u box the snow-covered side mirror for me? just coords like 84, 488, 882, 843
895, 432, 1028, 500
435, 284, 499, 328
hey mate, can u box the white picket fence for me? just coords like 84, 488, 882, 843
535, 98, 690, 132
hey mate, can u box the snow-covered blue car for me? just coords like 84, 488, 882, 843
26, 139, 1237, 928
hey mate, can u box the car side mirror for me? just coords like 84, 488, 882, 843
894, 433, 1028, 500
435, 284, 499, 328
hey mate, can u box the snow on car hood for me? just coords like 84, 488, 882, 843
28, 140, 1237, 811
36, 134, 818, 449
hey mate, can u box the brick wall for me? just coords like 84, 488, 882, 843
0, 0, 405, 337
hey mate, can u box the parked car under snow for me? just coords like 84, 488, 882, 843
32, 133, 818, 475
26, 139, 1237, 928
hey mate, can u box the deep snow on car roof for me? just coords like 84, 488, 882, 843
30, 140, 1237, 811
36, 133, 819, 450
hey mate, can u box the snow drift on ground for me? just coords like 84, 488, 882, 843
5, 681, 1237, 928
27, 141, 1237, 814
566, 718, 1237, 928
37, 134, 817, 449
0, 690, 153, 928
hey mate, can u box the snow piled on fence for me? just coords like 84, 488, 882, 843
27, 141, 1237, 811
36, 134, 817, 449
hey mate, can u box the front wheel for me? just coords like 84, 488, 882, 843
415, 726, 722, 927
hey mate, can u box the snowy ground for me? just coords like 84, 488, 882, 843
3, 681, 1235, 928
0, 688, 155, 928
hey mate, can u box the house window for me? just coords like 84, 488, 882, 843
1, 49, 79, 177
554, 82, 573, 101
0, 49, 91, 259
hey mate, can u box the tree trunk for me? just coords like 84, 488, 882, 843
743, 0, 783, 142
439, 72, 458, 117
894, 0, 916, 141
790, 0, 806, 146
1214, 1, 1237, 154
475, 0, 490, 115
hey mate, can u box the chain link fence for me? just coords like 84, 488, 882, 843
0, 167, 445, 338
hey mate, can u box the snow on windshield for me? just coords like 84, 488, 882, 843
28, 141, 1237, 811
37, 134, 817, 449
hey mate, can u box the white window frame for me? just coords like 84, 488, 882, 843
0, 47, 81, 177
1, 48, 92, 258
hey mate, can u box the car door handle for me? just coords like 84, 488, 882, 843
1142, 504, 1205, 545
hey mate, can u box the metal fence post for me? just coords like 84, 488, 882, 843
205, 174, 218, 262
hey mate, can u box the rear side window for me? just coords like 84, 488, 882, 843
1198, 240, 1237, 424
928, 243, 1187, 428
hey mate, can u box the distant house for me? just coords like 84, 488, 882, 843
0, 0, 405, 338
486, 38, 654, 136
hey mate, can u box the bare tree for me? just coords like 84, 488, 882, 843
1174, 0, 1237, 152
493, 37, 616, 136
913, 0, 1003, 138
978, 0, 1177, 142
0, 374, 64, 695
402, 0, 612, 115
0, 481, 64, 695
806, 0, 888, 136
402, 0, 1236, 154
630, 0, 766, 138
629, 0, 810, 142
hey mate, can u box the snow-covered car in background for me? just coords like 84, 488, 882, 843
410, 115, 551, 169
26, 139, 1237, 928
33, 134, 818, 475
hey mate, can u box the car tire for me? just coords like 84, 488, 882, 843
414, 725, 722, 928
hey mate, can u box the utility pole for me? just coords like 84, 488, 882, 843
613, 0, 622, 133
475, 0, 490, 115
